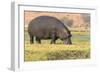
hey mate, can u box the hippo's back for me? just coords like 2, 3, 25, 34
29, 16, 64, 28
28, 16, 67, 36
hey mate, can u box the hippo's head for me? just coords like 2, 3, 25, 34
61, 30, 72, 45
64, 34, 72, 45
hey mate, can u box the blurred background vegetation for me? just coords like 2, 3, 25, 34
24, 11, 90, 32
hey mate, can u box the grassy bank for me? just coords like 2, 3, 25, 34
24, 31, 90, 61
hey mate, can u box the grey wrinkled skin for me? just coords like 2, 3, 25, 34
28, 16, 72, 45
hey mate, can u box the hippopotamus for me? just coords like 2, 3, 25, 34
28, 16, 72, 44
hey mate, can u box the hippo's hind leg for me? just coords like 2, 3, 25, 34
29, 35, 34, 44
36, 37, 41, 44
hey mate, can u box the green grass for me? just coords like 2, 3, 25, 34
24, 31, 90, 61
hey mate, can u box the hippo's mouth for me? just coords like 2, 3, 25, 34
63, 38, 72, 45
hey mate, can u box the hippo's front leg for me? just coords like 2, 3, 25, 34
51, 39, 56, 44
50, 33, 56, 44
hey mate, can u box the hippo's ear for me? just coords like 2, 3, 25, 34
67, 31, 72, 37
